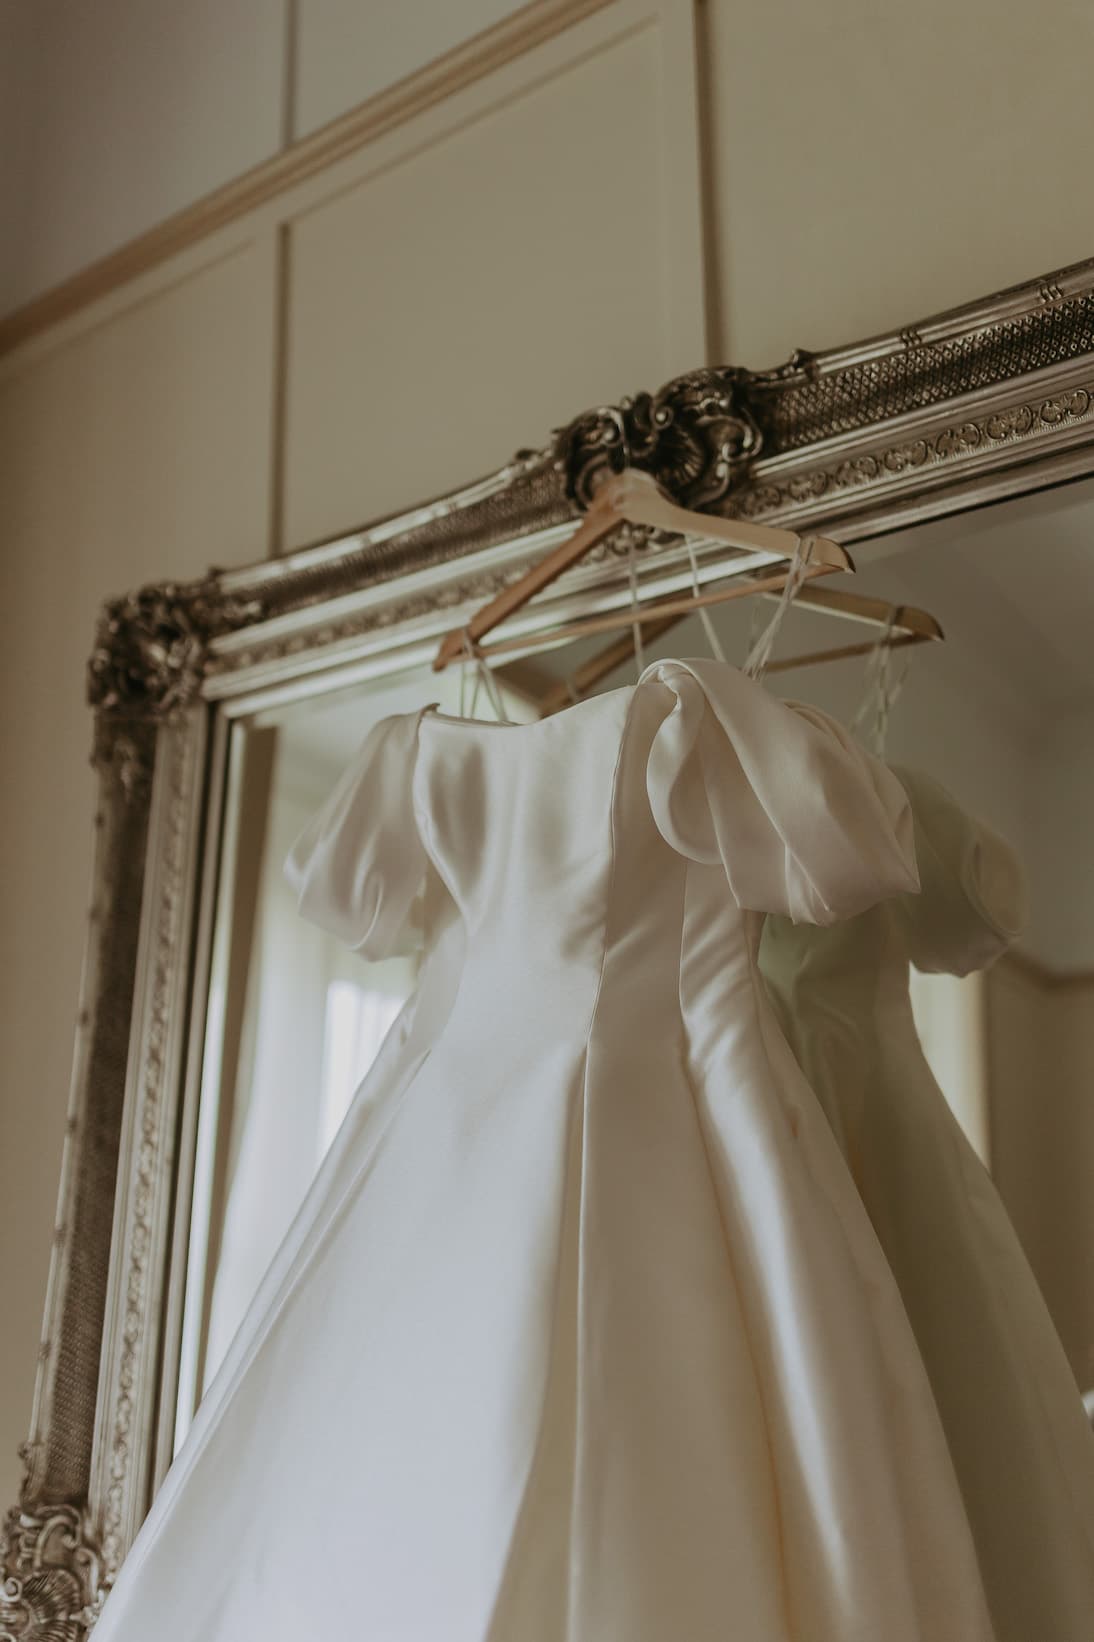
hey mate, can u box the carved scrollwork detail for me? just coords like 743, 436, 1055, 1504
784, 471, 834, 504
1037, 388, 1091, 424
85, 726, 158, 800
108, 735, 154, 803
87, 575, 264, 722
0, 1505, 104, 1641
208, 553, 556, 680
96, 715, 203, 1579
730, 386, 1094, 523
933, 423, 981, 459
832, 454, 881, 488
554, 367, 764, 511
984, 404, 1034, 441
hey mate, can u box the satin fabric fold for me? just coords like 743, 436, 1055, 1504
285, 708, 431, 956
645, 659, 919, 923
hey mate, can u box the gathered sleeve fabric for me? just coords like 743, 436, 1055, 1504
642, 658, 919, 925
283, 710, 430, 959
890, 764, 1027, 975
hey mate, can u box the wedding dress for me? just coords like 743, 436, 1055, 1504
92, 659, 998, 1642
759, 765, 1094, 1641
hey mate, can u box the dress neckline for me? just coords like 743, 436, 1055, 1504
421, 684, 633, 733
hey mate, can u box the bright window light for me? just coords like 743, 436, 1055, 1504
317, 981, 403, 1160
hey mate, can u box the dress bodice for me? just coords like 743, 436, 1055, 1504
414, 691, 632, 955
286, 659, 922, 988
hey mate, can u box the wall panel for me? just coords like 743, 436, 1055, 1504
3, 0, 287, 313
282, 5, 705, 546
0, 1, 41, 314
0, 239, 277, 1508
294, 0, 527, 137
703, 0, 1094, 364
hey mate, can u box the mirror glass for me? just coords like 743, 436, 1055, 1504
173, 474, 1094, 1453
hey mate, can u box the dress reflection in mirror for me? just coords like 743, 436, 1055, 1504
176, 666, 530, 1451
760, 766, 1094, 1640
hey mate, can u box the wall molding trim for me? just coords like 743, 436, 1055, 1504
0, 0, 614, 359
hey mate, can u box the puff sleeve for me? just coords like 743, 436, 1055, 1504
890, 764, 1027, 975
283, 710, 430, 958
643, 658, 919, 924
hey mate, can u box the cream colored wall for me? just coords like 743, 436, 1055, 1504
1, 0, 534, 313
1026, 703, 1094, 971
11, 0, 1094, 348
2, 0, 1093, 1513
282, 14, 704, 542
293, 0, 526, 136
702, 0, 1094, 361
2, 0, 287, 309
989, 709, 1094, 1389
0, 2, 40, 313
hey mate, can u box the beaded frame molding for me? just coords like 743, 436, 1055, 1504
4, 254, 1094, 1639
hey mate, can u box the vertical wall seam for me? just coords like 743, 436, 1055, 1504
268, 223, 293, 557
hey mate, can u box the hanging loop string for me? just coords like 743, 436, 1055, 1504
627, 538, 646, 677
474, 642, 510, 722
743, 587, 767, 670
851, 608, 912, 756
684, 537, 728, 663
458, 631, 473, 719
742, 535, 815, 680
458, 630, 511, 722
479, 653, 511, 722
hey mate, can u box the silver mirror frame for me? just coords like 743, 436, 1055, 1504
4, 254, 1094, 1639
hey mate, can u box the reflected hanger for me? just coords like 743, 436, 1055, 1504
433, 468, 853, 673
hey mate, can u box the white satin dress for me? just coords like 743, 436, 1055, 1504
759, 765, 1094, 1642
93, 660, 997, 1642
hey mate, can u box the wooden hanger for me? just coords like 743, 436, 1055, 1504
530, 584, 943, 715
433, 468, 852, 672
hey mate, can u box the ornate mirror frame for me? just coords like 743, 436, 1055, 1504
4, 254, 1094, 1639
